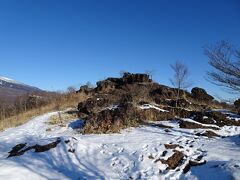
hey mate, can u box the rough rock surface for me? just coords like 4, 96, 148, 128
8, 138, 61, 158
234, 99, 240, 114
75, 73, 237, 134
193, 111, 240, 127
161, 150, 184, 169
82, 103, 142, 134
191, 87, 214, 102
179, 120, 220, 130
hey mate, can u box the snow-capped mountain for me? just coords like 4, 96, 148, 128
0, 76, 43, 103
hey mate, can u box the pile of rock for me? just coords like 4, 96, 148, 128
94, 72, 152, 93
192, 111, 240, 127
75, 72, 236, 134
122, 72, 152, 84
191, 87, 214, 102
82, 103, 142, 134
76, 85, 93, 95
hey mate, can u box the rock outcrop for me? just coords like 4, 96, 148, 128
234, 99, 240, 114
75, 72, 237, 134
122, 72, 152, 84
82, 103, 142, 134
76, 85, 93, 95
191, 87, 214, 102
94, 72, 152, 93
192, 111, 240, 127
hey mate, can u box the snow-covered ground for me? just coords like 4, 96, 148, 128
0, 112, 239, 180
0, 76, 23, 85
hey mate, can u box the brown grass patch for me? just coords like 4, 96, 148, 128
0, 93, 87, 131
48, 111, 78, 125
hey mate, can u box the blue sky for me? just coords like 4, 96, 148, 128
0, 0, 239, 100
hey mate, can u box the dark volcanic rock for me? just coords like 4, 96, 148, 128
161, 150, 184, 170
183, 160, 207, 174
139, 108, 174, 121
150, 86, 175, 99
192, 111, 240, 127
95, 72, 152, 93
96, 79, 118, 92
76, 73, 234, 134
83, 103, 142, 134
122, 72, 152, 84
78, 98, 110, 116
76, 85, 93, 95
175, 108, 193, 118
195, 130, 220, 138
179, 120, 220, 130
191, 87, 214, 102
234, 99, 240, 114
8, 138, 61, 158
34, 138, 61, 153
8, 143, 27, 157
146, 122, 173, 129
164, 144, 180, 149
168, 99, 190, 108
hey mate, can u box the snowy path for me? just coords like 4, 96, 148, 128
0, 113, 239, 180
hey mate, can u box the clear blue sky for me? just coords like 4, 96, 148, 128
0, 0, 239, 100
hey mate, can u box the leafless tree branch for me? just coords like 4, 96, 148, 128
170, 61, 192, 108
204, 40, 240, 93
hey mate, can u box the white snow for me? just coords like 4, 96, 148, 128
181, 118, 220, 128
139, 104, 169, 112
0, 76, 24, 85
0, 112, 239, 180
104, 105, 119, 111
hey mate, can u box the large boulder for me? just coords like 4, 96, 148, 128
234, 99, 240, 114
191, 87, 214, 102
95, 73, 152, 92
82, 103, 142, 134
167, 99, 190, 108
122, 72, 152, 84
78, 98, 109, 116
150, 86, 175, 99
76, 85, 93, 95
139, 107, 174, 121
95, 80, 116, 92
192, 111, 240, 127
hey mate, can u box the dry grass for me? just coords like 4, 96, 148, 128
0, 93, 88, 131
0, 104, 55, 131
48, 111, 78, 125
82, 119, 141, 134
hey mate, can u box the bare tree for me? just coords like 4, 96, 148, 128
170, 61, 192, 108
204, 40, 240, 93
67, 86, 76, 94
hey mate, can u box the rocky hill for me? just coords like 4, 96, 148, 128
0, 73, 239, 180
76, 72, 238, 134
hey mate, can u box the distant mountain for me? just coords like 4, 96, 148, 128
0, 76, 43, 103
